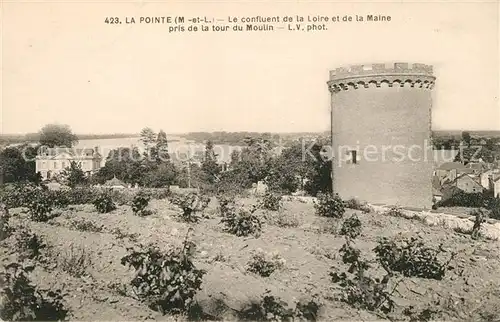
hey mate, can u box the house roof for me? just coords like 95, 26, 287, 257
458, 168, 475, 175
466, 162, 489, 171
104, 176, 126, 187
433, 150, 460, 168
452, 173, 484, 187
37, 147, 101, 160
437, 162, 466, 171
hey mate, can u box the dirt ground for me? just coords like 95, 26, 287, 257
2, 197, 500, 321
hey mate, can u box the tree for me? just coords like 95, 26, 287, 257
142, 162, 177, 188
462, 131, 471, 146
265, 157, 300, 194
60, 161, 87, 188
140, 127, 157, 155
303, 138, 332, 196
155, 130, 170, 162
39, 124, 78, 148
201, 140, 220, 184
0, 145, 41, 184
93, 147, 142, 184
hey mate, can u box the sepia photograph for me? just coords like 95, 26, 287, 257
1, 0, 499, 321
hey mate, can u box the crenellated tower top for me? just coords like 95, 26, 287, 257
327, 62, 436, 93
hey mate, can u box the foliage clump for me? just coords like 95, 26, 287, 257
246, 249, 285, 277
314, 193, 345, 218
169, 193, 210, 223
15, 228, 46, 261
0, 204, 13, 241
239, 290, 321, 321
384, 205, 405, 217
339, 214, 362, 239
261, 192, 282, 211
27, 191, 53, 222
47, 190, 70, 209
92, 190, 116, 213
221, 205, 262, 238
343, 198, 372, 214
330, 239, 396, 314
120, 230, 206, 315
0, 262, 68, 321
1, 182, 42, 209
217, 194, 236, 218
373, 236, 455, 280
132, 190, 152, 216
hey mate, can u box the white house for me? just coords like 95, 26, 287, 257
36, 147, 102, 180
480, 169, 500, 190
494, 177, 500, 198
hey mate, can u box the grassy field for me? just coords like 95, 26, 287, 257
2, 196, 500, 321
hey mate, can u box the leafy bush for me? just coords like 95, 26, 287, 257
108, 189, 136, 206
261, 192, 282, 211
92, 190, 116, 213
221, 206, 262, 237
120, 231, 206, 315
27, 191, 53, 222
15, 228, 46, 261
487, 197, 500, 220
384, 205, 405, 217
239, 290, 321, 321
339, 214, 362, 239
145, 188, 171, 200
169, 193, 210, 223
373, 236, 455, 280
45, 190, 71, 208
1, 182, 43, 209
132, 190, 152, 216
67, 186, 97, 205
217, 194, 236, 218
437, 190, 491, 208
247, 249, 285, 277
314, 193, 345, 218
343, 198, 372, 214
403, 306, 439, 322
330, 240, 396, 314
0, 262, 68, 321
0, 204, 13, 241
70, 219, 103, 233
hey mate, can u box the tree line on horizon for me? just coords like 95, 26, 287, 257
0, 124, 333, 196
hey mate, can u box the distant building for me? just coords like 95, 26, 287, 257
480, 169, 500, 190
433, 149, 460, 169
36, 147, 102, 180
434, 162, 467, 183
103, 176, 127, 189
494, 177, 500, 198
465, 161, 489, 175
445, 173, 485, 194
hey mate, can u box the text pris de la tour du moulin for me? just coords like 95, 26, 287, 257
106, 15, 392, 29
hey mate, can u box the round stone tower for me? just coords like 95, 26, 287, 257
327, 62, 436, 209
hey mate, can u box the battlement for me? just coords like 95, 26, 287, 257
327, 62, 436, 93
329, 63, 434, 81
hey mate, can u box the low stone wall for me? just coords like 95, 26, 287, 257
371, 205, 500, 241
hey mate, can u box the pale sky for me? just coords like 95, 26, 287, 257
1, 0, 499, 134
